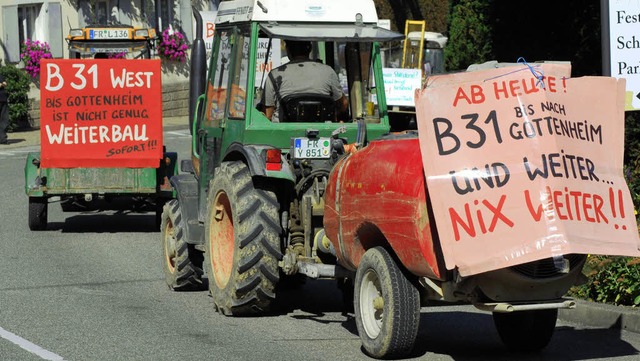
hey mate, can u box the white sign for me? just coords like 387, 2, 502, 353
382, 68, 422, 107
200, 11, 218, 61
609, 1, 640, 110
196, 10, 280, 83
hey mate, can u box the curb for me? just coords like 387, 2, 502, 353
559, 299, 640, 333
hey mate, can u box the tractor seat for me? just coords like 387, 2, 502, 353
279, 93, 336, 122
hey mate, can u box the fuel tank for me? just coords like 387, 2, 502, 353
324, 132, 444, 279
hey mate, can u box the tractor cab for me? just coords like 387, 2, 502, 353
66, 24, 156, 59
189, 0, 403, 182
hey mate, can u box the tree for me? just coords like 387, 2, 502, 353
373, 0, 448, 33
490, 0, 601, 77
445, 0, 493, 71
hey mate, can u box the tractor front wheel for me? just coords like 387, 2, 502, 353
205, 161, 282, 316
354, 247, 420, 359
161, 199, 204, 290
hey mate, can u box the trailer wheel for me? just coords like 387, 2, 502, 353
205, 161, 282, 316
493, 309, 557, 352
354, 247, 420, 359
161, 199, 204, 290
28, 197, 48, 231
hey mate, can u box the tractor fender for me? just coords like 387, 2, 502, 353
223, 143, 295, 183
24, 152, 45, 197
169, 174, 203, 245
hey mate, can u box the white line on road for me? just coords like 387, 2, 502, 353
166, 130, 190, 135
0, 326, 65, 360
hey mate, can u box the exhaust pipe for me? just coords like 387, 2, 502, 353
189, 6, 207, 134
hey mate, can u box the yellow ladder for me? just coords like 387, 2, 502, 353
401, 20, 426, 69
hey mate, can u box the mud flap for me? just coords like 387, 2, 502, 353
169, 174, 203, 245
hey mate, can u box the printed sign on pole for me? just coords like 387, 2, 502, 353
383, 68, 422, 106
200, 11, 217, 62
39, 59, 163, 168
609, 1, 640, 110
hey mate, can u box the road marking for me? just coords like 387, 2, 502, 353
0, 326, 65, 360
165, 130, 191, 138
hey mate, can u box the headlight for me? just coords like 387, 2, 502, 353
68, 29, 84, 38
135, 29, 149, 38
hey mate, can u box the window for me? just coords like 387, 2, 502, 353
204, 27, 251, 124
18, 5, 40, 46
93, 0, 109, 24
205, 30, 232, 127
77, 0, 113, 25
228, 30, 250, 119
158, 0, 174, 31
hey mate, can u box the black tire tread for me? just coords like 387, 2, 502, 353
493, 308, 557, 352
205, 161, 282, 316
28, 197, 48, 231
161, 199, 204, 291
354, 247, 420, 359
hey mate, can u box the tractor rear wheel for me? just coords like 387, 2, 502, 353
493, 309, 557, 352
28, 197, 48, 231
205, 161, 282, 316
354, 247, 420, 359
161, 199, 204, 290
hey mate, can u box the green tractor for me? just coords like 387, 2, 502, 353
161, 0, 402, 312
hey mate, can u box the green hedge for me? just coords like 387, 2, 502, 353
0, 62, 33, 130
570, 256, 640, 306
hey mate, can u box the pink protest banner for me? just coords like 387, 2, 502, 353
415, 63, 640, 276
39, 59, 163, 168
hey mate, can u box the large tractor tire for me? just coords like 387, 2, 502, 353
493, 308, 557, 352
28, 197, 48, 231
354, 247, 420, 359
161, 199, 204, 290
205, 161, 282, 316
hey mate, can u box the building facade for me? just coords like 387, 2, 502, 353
0, 0, 217, 64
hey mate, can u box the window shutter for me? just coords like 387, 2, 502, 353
47, 3, 63, 58
2, 5, 20, 63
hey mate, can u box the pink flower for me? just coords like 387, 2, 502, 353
20, 39, 52, 78
158, 28, 188, 63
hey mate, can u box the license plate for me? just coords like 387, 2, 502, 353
90, 29, 130, 40
293, 138, 331, 159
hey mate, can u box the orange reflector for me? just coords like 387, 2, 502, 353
265, 149, 282, 171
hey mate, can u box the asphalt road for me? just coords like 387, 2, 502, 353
1, 128, 639, 361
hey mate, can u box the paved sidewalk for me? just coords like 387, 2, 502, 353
560, 299, 640, 333
3, 114, 639, 334
0, 115, 188, 150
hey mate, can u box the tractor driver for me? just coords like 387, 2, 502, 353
263, 40, 348, 121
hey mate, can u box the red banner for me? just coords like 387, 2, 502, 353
39, 59, 163, 168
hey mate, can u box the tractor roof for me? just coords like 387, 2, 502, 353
215, 0, 379, 25
215, 0, 403, 42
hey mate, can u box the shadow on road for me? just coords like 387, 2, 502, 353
48, 213, 159, 233
408, 310, 638, 360
270, 279, 638, 360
